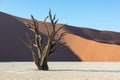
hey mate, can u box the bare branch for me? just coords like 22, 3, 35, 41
18, 36, 38, 64
54, 19, 58, 24
49, 9, 55, 32
44, 16, 49, 22
53, 25, 64, 37
43, 16, 50, 39
24, 22, 35, 32
31, 15, 39, 34
53, 14, 56, 22
18, 36, 30, 50
56, 32, 67, 43
26, 33, 33, 48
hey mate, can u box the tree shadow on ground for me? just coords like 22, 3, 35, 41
49, 69, 120, 73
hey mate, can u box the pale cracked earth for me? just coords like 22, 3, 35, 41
0, 62, 120, 80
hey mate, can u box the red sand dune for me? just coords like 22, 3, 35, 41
1, 11, 120, 61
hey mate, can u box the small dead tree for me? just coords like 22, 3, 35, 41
19, 10, 66, 70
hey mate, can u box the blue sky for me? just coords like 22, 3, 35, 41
0, 0, 120, 32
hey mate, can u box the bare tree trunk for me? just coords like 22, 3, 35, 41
35, 58, 49, 70
41, 59, 49, 70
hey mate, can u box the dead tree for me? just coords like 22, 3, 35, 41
18, 10, 66, 70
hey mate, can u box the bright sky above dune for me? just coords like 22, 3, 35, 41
0, 0, 120, 32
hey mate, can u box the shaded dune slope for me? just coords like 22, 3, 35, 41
66, 25, 120, 45
0, 12, 79, 61
1, 11, 120, 61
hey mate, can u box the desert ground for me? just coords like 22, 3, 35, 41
0, 62, 120, 80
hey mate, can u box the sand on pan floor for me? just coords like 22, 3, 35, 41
0, 62, 120, 80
